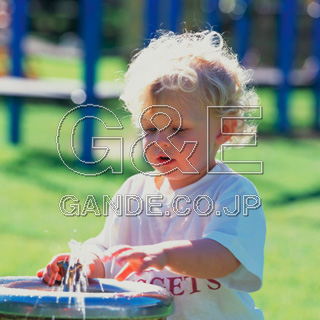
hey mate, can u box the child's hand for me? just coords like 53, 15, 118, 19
102, 245, 167, 281
36, 253, 102, 285
36, 253, 70, 286
103, 239, 241, 281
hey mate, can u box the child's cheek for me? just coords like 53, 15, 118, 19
142, 136, 151, 148
167, 134, 182, 148
142, 136, 155, 155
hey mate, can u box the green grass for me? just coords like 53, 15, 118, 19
25, 55, 127, 82
254, 88, 316, 132
0, 86, 320, 320
224, 137, 320, 319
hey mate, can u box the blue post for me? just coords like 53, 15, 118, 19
276, 0, 297, 133
169, 0, 182, 32
204, 0, 220, 32
80, 0, 101, 163
9, 0, 27, 144
233, 0, 251, 63
312, 0, 320, 130
145, 0, 159, 41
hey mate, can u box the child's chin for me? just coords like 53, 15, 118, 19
154, 168, 177, 176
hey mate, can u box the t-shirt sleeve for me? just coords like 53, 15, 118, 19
202, 177, 266, 292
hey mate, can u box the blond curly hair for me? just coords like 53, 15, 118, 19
120, 29, 259, 145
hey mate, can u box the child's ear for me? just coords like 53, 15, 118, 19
215, 119, 237, 145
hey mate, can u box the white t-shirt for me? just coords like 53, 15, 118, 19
84, 161, 266, 320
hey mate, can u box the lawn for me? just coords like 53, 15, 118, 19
0, 84, 320, 320
13, 54, 127, 82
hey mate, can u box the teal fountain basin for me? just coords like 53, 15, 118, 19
0, 277, 174, 320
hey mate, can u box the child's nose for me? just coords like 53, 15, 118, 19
155, 130, 170, 147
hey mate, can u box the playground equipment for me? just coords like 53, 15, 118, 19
126, 0, 320, 132
2, 0, 320, 162
2, 0, 111, 163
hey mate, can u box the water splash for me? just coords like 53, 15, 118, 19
64, 239, 88, 293
57, 239, 89, 320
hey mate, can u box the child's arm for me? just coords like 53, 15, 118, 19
103, 239, 240, 281
37, 252, 105, 285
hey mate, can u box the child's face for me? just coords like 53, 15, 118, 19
140, 92, 221, 190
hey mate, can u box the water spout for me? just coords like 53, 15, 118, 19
57, 261, 85, 292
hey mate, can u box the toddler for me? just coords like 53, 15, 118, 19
38, 30, 266, 320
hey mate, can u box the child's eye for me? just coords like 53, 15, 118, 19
144, 128, 157, 133
173, 127, 185, 133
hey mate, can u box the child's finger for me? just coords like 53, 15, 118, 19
102, 245, 133, 262
136, 257, 154, 275
51, 254, 70, 272
117, 251, 146, 262
42, 271, 61, 286
37, 269, 44, 278
115, 263, 136, 281
108, 245, 133, 257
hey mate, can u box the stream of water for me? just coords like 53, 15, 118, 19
57, 239, 89, 320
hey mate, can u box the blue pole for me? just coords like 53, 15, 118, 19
9, 0, 27, 144
276, 0, 297, 133
311, 1, 320, 130
81, 0, 101, 163
145, 0, 159, 41
205, 0, 220, 32
233, 0, 251, 63
169, 0, 182, 32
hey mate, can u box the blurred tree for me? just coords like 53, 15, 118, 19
8, 0, 315, 69
28, 0, 78, 42
27, 0, 129, 55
